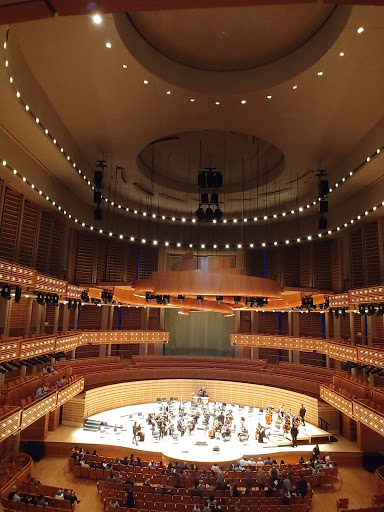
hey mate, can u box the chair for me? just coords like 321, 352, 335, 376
73, 465, 81, 478
336, 498, 349, 511
80, 466, 89, 478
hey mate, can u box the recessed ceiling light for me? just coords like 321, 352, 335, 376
105, 42, 112, 49
190, 98, 195, 102
317, 71, 323, 76
266, 95, 272, 99
144, 80, 149, 84
92, 14, 102, 24
166, 91, 171, 95
292, 85, 298, 90
122, 64, 128, 69
339, 51, 345, 57
357, 27, 364, 34
215, 101, 220, 105
241, 100, 246, 104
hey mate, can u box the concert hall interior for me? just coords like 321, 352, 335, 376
0, 1, 384, 511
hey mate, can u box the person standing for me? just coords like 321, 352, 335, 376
132, 422, 138, 445
291, 423, 298, 448
299, 404, 306, 426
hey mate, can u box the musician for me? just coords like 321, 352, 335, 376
217, 412, 225, 424
278, 405, 284, 420
256, 423, 265, 443
132, 422, 138, 446
299, 404, 306, 426
198, 387, 206, 397
291, 423, 298, 448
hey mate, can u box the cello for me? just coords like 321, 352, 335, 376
266, 409, 273, 425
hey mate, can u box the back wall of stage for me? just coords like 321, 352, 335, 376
62, 379, 318, 427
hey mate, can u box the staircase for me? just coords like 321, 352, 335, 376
83, 419, 102, 432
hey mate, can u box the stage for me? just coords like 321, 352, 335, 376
46, 400, 335, 463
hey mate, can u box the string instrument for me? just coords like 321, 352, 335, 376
266, 409, 273, 425
209, 428, 216, 439
284, 417, 291, 434
275, 414, 282, 426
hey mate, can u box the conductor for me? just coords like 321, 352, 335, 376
198, 387, 206, 397
299, 404, 306, 426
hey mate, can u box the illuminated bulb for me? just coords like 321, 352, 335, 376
357, 215, 361, 220
192, 218, 196, 223
134, 210, 137, 214
142, 211, 146, 216
162, 215, 165, 219
122, 64, 127, 69
165, 242, 169, 246
263, 215, 267, 220
274, 242, 277, 246
243, 218, 247, 222
152, 213, 156, 218
153, 240, 158, 245
365, 211, 369, 215
297, 238, 301, 242
201, 244, 205, 249
225, 244, 229, 249
2, 160, 6, 166
262, 242, 266, 247
177, 243, 181, 247
337, 227, 340, 231
16, 91, 20, 98
105, 42, 112, 48
93, 14, 102, 24
339, 52, 344, 57
291, 210, 294, 214
215, 101, 220, 105
142, 239, 146, 243
357, 27, 364, 34
241, 100, 246, 104
223, 219, 227, 223
172, 217, 175, 221
9, 76, 13, 83
144, 80, 149, 84
250, 243, 254, 248
190, 98, 195, 102
213, 219, 217, 224
67, 155, 70, 160
317, 71, 323, 76
327, 230, 331, 235
23, 177, 27, 182
318, 233, 322, 237
266, 95, 272, 99
189, 244, 193, 248
285, 240, 289, 244
166, 91, 171, 95
13, 169, 17, 174
53, 139, 56, 144
181, 217, 186, 222
377, 149, 381, 154
366, 156, 370, 162
273, 214, 277, 218
237, 244, 242, 249
292, 85, 298, 90
373, 206, 377, 211
25, 105, 29, 111
233, 219, 237, 223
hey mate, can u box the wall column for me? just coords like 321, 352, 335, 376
52, 305, 60, 334
139, 307, 150, 355
61, 304, 70, 331
333, 316, 341, 340
30, 301, 42, 335
39, 303, 47, 334
367, 315, 377, 346
361, 315, 367, 345
0, 298, 12, 336
357, 422, 384, 452
251, 311, 260, 358
99, 306, 109, 357
159, 309, 165, 330
291, 312, 300, 363
72, 305, 79, 330
24, 296, 34, 337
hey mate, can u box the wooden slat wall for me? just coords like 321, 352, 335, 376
0, 187, 22, 261
350, 228, 364, 288
300, 312, 322, 338
281, 312, 289, 335
8, 297, 28, 337
138, 245, 158, 279
77, 305, 102, 330
35, 211, 52, 274
353, 313, 362, 344
44, 304, 56, 334
97, 238, 107, 282
266, 248, 279, 283
126, 244, 138, 282
49, 219, 64, 278
75, 345, 101, 359
259, 312, 278, 334
377, 316, 384, 345
364, 221, 381, 286
75, 233, 95, 284
259, 348, 280, 363
148, 308, 160, 330
300, 352, 324, 367
247, 249, 264, 278
282, 246, 300, 287
67, 230, 78, 283
314, 241, 331, 290
299, 245, 311, 287
340, 316, 350, 341
105, 240, 124, 282
111, 343, 140, 358
18, 200, 38, 267
119, 307, 141, 329
239, 311, 251, 332
112, 307, 120, 329
330, 238, 341, 292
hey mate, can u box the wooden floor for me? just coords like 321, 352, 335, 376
32, 455, 379, 512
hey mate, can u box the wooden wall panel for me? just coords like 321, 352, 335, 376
77, 305, 101, 330
330, 239, 341, 293
105, 240, 124, 282
259, 312, 278, 334
49, 219, 64, 278
75, 233, 95, 284
120, 307, 141, 329
111, 343, 140, 358
364, 221, 381, 286
282, 246, 300, 287
376, 316, 384, 345
35, 211, 52, 274
314, 241, 331, 290
75, 344, 100, 359
44, 304, 56, 334
299, 245, 311, 288
97, 238, 107, 283
300, 312, 322, 338
300, 351, 324, 367
247, 249, 264, 278
340, 316, 350, 341
259, 347, 280, 363
350, 228, 364, 288
8, 296, 28, 337
0, 187, 22, 262
126, 244, 138, 282
239, 310, 251, 333
18, 200, 38, 268
138, 245, 158, 279
67, 229, 78, 283
266, 248, 279, 283
281, 312, 289, 335
148, 308, 160, 330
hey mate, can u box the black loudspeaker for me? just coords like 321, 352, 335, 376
94, 190, 102, 204
94, 207, 103, 220
319, 217, 327, 230
23, 441, 45, 462
318, 180, 329, 197
212, 172, 223, 189
94, 170, 103, 188
198, 172, 207, 189
363, 452, 384, 473
319, 200, 328, 213
210, 193, 219, 204
201, 193, 209, 204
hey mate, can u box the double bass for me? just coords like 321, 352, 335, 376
266, 409, 273, 425
284, 416, 291, 434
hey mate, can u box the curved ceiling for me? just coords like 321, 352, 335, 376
128, 4, 335, 72
0, 4, 383, 245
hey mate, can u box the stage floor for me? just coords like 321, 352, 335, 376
47, 401, 341, 463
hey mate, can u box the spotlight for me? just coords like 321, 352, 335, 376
246, 297, 254, 307
334, 309, 340, 319
213, 207, 223, 220
201, 193, 209, 205
234, 296, 241, 305
341, 307, 346, 319
359, 304, 366, 316
178, 295, 185, 303
163, 295, 170, 305
197, 295, 204, 304
15, 286, 22, 303
210, 193, 219, 204
367, 304, 376, 317
377, 304, 384, 317
36, 292, 45, 306
328, 308, 333, 319
81, 290, 90, 303
0, 284, 11, 300
145, 292, 151, 304
45, 293, 51, 305
195, 206, 205, 221
205, 207, 214, 221
67, 298, 72, 310
216, 296, 223, 304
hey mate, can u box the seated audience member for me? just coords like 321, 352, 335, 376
264, 456, 273, 466
56, 378, 63, 387
109, 498, 119, 509
192, 506, 201, 512
55, 490, 64, 500
8, 486, 21, 502
106, 471, 117, 483
64, 490, 80, 504
157, 460, 166, 471
35, 386, 45, 398
298, 456, 305, 464
92, 449, 99, 456
148, 460, 156, 468
36, 495, 48, 507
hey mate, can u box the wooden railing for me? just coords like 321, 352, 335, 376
0, 329, 170, 362
231, 333, 384, 369
0, 453, 32, 498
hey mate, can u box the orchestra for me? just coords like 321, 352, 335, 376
130, 390, 306, 450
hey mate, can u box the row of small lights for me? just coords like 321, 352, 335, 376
4, 26, 381, 227
2, 157, 384, 249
